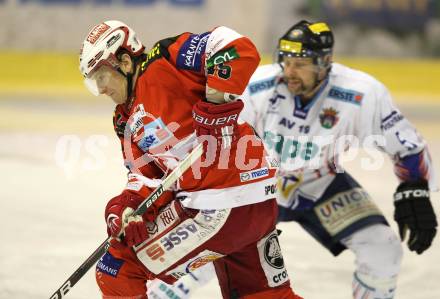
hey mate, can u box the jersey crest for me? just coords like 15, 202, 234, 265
319, 107, 339, 129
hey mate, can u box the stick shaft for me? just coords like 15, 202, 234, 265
49, 143, 203, 299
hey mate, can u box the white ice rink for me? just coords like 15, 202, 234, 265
1, 98, 439, 299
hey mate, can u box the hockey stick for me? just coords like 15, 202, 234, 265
49, 143, 203, 299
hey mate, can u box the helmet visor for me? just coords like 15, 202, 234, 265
83, 65, 113, 96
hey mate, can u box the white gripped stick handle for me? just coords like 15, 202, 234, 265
49, 143, 203, 299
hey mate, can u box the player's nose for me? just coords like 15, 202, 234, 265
284, 65, 298, 78
98, 86, 108, 95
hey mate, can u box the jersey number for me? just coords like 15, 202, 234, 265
207, 63, 231, 79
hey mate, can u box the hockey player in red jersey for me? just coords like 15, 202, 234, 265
79, 20, 302, 299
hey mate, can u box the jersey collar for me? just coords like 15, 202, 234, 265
293, 78, 329, 119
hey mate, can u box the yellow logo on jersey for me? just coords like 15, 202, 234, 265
141, 43, 162, 71
277, 174, 303, 200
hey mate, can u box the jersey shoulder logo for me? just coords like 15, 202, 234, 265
176, 32, 210, 71
328, 86, 363, 105
141, 37, 175, 72
319, 107, 339, 129
248, 77, 276, 95
381, 110, 404, 131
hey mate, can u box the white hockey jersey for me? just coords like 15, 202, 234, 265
240, 63, 437, 209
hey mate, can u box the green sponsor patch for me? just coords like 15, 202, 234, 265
206, 47, 239, 69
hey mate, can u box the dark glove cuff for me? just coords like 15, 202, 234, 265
394, 180, 429, 202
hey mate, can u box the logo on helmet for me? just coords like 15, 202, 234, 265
106, 33, 122, 49
87, 23, 110, 45
289, 29, 303, 39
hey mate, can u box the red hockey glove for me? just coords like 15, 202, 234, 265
105, 189, 173, 248
192, 100, 244, 148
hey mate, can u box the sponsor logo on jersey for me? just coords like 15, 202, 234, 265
264, 234, 284, 269
206, 47, 240, 69
315, 187, 382, 236
258, 230, 289, 287
129, 104, 147, 137
149, 281, 186, 298
264, 183, 277, 196
141, 42, 163, 71
319, 107, 339, 129
177, 32, 210, 71
381, 110, 404, 131
165, 249, 223, 280
186, 251, 223, 272
159, 206, 176, 226
97, 252, 124, 277
328, 86, 364, 105
248, 77, 276, 94
277, 175, 303, 200
137, 118, 173, 151
136, 210, 229, 274
263, 131, 320, 163
240, 167, 269, 182
160, 223, 199, 251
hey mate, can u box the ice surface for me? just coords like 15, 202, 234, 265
1, 99, 439, 299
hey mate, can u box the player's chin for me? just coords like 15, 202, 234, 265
287, 85, 302, 94
110, 94, 125, 104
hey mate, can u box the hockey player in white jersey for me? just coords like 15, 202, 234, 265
240, 20, 438, 299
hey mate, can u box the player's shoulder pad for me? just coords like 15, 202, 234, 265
327, 63, 387, 106
247, 64, 281, 95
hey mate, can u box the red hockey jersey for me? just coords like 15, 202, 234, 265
113, 26, 277, 209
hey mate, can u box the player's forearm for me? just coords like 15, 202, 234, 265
206, 86, 239, 104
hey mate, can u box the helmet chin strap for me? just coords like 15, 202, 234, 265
298, 65, 331, 102
116, 68, 134, 103
116, 54, 145, 104
311, 56, 331, 91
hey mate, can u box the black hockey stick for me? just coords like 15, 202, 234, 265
49, 143, 203, 299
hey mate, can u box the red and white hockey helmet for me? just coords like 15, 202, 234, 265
79, 20, 145, 95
